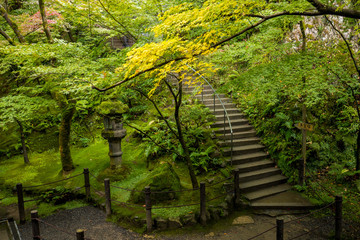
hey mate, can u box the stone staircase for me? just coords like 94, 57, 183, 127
185, 84, 313, 209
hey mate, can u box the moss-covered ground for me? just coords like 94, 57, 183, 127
0, 124, 231, 227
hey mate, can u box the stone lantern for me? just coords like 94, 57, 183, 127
97, 101, 128, 169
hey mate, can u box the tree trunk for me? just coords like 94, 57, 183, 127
174, 81, 199, 189
15, 118, 29, 164
59, 101, 76, 172
0, 4, 25, 43
0, 27, 16, 45
38, 0, 53, 43
356, 130, 360, 172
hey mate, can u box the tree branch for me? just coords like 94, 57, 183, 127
131, 87, 179, 139
307, 0, 360, 19
96, 0, 137, 41
0, 27, 16, 45
123, 121, 182, 158
325, 15, 360, 78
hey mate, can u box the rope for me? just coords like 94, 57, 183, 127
307, 172, 336, 198
247, 226, 277, 240
152, 202, 199, 209
112, 199, 145, 208
287, 219, 333, 240
89, 172, 102, 183
206, 176, 233, 188
207, 190, 233, 202
36, 218, 94, 240
284, 202, 334, 224
151, 187, 199, 194
24, 186, 85, 203
23, 173, 83, 189
110, 185, 144, 193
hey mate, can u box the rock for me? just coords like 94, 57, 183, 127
232, 216, 254, 225
129, 163, 181, 203
220, 209, 229, 218
205, 232, 215, 237
181, 214, 197, 226
168, 217, 182, 229
156, 218, 168, 230
207, 178, 215, 184
143, 234, 155, 239
219, 202, 229, 210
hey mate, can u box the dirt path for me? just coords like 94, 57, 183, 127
17, 206, 360, 240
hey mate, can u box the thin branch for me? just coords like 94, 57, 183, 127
123, 121, 182, 158
163, 77, 178, 105
307, 0, 360, 19
96, 0, 137, 41
324, 15, 360, 78
131, 87, 179, 139
92, 9, 360, 92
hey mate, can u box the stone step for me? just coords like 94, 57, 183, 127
244, 184, 292, 201
205, 103, 237, 110
220, 137, 260, 147
214, 124, 253, 134
238, 167, 281, 182
217, 130, 257, 140
235, 160, 275, 173
199, 97, 232, 105
212, 108, 240, 115
239, 175, 288, 193
213, 119, 249, 128
215, 113, 247, 121
223, 144, 265, 156
227, 152, 269, 165
195, 93, 226, 100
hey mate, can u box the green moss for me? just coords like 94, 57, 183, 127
129, 162, 181, 204
96, 101, 129, 116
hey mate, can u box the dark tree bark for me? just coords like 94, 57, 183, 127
14, 118, 29, 164
38, 0, 53, 43
0, 4, 25, 43
173, 80, 199, 189
58, 99, 76, 172
0, 27, 16, 45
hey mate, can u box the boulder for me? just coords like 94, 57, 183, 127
129, 162, 181, 204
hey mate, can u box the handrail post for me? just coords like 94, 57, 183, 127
223, 110, 226, 137
213, 94, 215, 113
145, 186, 152, 232
335, 196, 342, 240
104, 178, 112, 217
231, 132, 233, 166
17, 183, 26, 224
83, 168, 90, 200
31, 210, 40, 240
200, 182, 206, 225
202, 85, 204, 102
276, 218, 284, 240
234, 169, 240, 207
76, 229, 85, 240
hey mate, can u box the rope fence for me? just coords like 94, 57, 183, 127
245, 196, 343, 240
31, 210, 93, 240
15, 167, 350, 238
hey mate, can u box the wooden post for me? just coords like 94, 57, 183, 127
31, 210, 40, 240
234, 169, 240, 207
335, 196, 342, 240
83, 168, 90, 200
145, 186, 152, 232
76, 229, 85, 240
104, 178, 112, 217
200, 182, 206, 225
16, 183, 26, 224
276, 218, 284, 240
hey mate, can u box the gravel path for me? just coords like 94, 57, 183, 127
18, 206, 359, 240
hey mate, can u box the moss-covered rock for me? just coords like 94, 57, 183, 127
129, 162, 181, 204
96, 101, 129, 116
